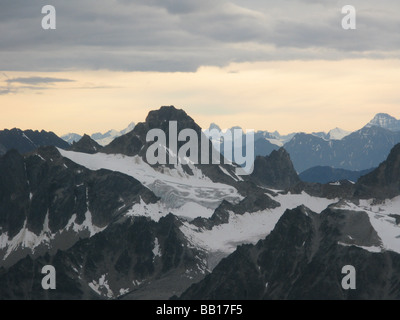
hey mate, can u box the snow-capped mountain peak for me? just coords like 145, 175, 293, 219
366, 113, 400, 132
327, 127, 351, 140
61, 122, 136, 146
60, 133, 82, 144
120, 122, 135, 135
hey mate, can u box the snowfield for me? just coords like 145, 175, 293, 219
181, 191, 338, 254
334, 198, 400, 254
58, 149, 243, 212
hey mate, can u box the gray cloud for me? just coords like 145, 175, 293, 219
0, 87, 13, 95
0, 0, 399, 71
6, 77, 74, 85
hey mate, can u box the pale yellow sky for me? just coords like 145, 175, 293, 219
1, 59, 400, 136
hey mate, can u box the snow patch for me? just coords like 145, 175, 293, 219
338, 241, 382, 253
152, 237, 161, 260
1, 210, 105, 260
89, 274, 113, 298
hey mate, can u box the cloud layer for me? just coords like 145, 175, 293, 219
6, 77, 74, 85
1, 0, 400, 71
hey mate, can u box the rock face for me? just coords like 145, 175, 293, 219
69, 134, 103, 154
0, 146, 157, 268
180, 206, 400, 300
250, 148, 300, 190
0, 214, 207, 300
0, 128, 69, 155
103, 106, 200, 158
355, 143, 400, 199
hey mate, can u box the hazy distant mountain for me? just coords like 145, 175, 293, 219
365, 113, 400, 132
91, 129, 121, 146
284, 126, 400, 172
206, 123, 351, 161
327, 127, 351, 140
0, 128, 69, 155
91, 122, 136, 146
207, 123, 221, 132
62, 122, 135, 146
299, 166, 375, 184
61, 133, 82, 144
312, 128, 351, 141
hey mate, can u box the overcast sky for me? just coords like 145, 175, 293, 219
1, 0, 400, 134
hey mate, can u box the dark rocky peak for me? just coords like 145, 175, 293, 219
103, 106, 213, 163
145, 105, 200, 132
250, 147, 300, 190
103, 106, 196, 156
133, 105, 202, 147
70, 134, 103, 154
355, 143, 400, 199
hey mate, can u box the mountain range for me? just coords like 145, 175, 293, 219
61, 122, 135, 146
1, 107, 400, 300
0, 128, 69, 156
207, 113, 400, 176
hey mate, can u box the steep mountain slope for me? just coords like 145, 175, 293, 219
0, 146, 158, 268
0, 214, 207, 300
355, 143, 400, 199
0, 128, 69, 155
180, 206, 400, 300
250, 148, 300, 189
69, 134, 103, 154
